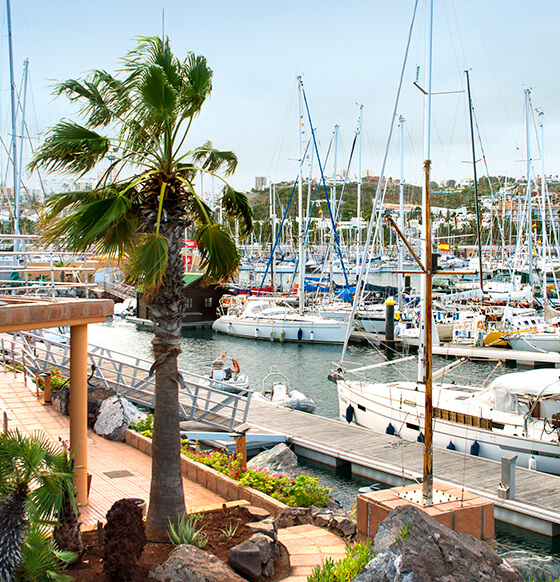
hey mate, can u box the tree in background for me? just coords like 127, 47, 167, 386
30, 36, 252, 539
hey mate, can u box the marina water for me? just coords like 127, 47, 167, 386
89, 317, 560, 558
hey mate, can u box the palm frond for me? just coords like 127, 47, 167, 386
189, 141, 238, 176
39, 184, 140, 257
125, 233, 169, 292
178, 53, 212, 118
54, 70, 117, 128
221, 186, 253, 236
29, 121, 109, 174
196, 223, 240, 282
140, 65, 177, 120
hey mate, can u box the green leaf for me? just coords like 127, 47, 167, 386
125, 233, 169, 292
221, 186, 253, 236
29, 121, 109, 174
141, 65, 177, 117
196, 223, 240, 282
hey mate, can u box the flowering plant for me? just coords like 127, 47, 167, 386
130, 416, 331, 507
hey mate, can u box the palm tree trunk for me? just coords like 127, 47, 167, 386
144, 213, 187, 540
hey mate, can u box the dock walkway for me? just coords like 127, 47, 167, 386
243, 400, 560, 537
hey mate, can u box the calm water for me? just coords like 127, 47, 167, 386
88, 317, 560, 558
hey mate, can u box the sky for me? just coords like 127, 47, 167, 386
2, 0, 560, 194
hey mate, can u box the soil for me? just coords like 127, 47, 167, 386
66, 505, 290, 581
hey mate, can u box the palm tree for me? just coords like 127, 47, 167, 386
29, 36, 252, 539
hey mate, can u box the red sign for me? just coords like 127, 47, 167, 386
185, 239, 197, 249
185, 255, 193, 266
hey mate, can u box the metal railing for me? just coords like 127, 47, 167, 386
2, 330, 252, 431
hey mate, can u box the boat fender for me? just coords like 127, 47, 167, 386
417, 432, 425, 443
310, 330, 314, 341
447, 440, 456, 451
386, 423, 396, 435
270, 330, 275, 342
345, 405, 355, 423
470, 440, 480, 456
231, 358, 240, 374
280, 329, 286, 342
255, 328, 259, 338
298, 328, 303, 341
529, 455, 537, 471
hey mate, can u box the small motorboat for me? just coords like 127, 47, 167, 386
252, 370, 316, 413
209, 354, 249, 393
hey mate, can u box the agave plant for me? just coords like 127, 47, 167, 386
30, 36, 252, 540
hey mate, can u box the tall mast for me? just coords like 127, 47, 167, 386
465, 70, 484, 292
538, 110, 546, 296
421, 0, 434, 507
525, 89, 533, 296
6, 0, 19, 237
297, 77, 305, 314
357, 106, 363, 267
398, 115, 405, 310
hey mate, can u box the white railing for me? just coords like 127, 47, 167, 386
2, 330, 252, 432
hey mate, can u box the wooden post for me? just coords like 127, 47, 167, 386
70, 324, 89, 506
42, 373, 51, 403
235, 434, 247, 469
422, 159, 433, 506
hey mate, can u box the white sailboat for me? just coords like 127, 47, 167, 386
334, 0, 560, 485
212, 77, 351, 344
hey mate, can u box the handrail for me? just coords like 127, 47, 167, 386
3, 330, 252, 432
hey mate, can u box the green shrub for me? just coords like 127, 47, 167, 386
129, 418, 330, 508
307, 541, 373, 582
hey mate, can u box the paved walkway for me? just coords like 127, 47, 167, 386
0, 371, 349, 580
278, 524, 348, 581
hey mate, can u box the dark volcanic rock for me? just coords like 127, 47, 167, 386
354, 505, 523, 582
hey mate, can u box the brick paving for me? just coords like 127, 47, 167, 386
0, 370, 350, 580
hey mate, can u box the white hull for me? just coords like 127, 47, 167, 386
213, 316, 348, 343
508, 333, 560, 353
338, 378, 560, 475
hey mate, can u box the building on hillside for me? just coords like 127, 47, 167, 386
255, 176, 267, 190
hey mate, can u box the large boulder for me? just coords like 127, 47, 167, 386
93, 395, 145, 441
354, 505, 523, 582
228, 533, 278, 581
500, 551, 560, 582
247, 443, 297, 475
149, 544, 246, 582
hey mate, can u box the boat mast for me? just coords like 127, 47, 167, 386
398, 115, 405, 310
6, 0, 19, 239
538, 110, 547, 298
465, 70, 484, 293
357, 106, 363, 269
297, 76, 306, 314
525, 88, 533, 297
269, 182, 275, 294
421, 0, 434, 507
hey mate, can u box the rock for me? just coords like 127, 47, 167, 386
354, 505, 523, 582
51, 387, 70, 416
93, 395, 145, 441
311, 511, 332, 528
149, 544, 245, 582
228, 540, 262, 580
331, 515, 357, 538
244, 506, 271, 522
247, 518, 277, 542
249, 533, 276, 564
247, 443, 297, 475
275, 507, 311, 528
500, 551, 560, 581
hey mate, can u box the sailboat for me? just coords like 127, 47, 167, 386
333, 0, 560, 487
212, 77, 350, 344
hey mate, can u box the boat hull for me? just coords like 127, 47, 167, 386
213, 317, 349, 343
338, 380, 560, 475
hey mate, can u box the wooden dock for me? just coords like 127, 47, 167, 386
243, 400, 560, 537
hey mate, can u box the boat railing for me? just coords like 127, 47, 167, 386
1, 330, 252, 432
